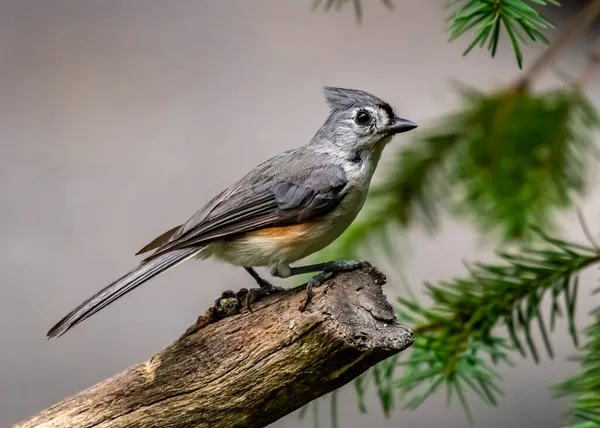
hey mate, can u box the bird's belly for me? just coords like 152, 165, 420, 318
206, 190, 366, 268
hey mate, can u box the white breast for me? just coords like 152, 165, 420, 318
202, 142, 387, 269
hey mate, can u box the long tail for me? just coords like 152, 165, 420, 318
47, 248, 201, 338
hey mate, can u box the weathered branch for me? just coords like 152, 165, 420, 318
16, 267, 413, 428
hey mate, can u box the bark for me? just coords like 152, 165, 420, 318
16, 266, 414, 428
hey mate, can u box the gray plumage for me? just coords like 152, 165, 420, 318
145, 152, 349, 258
47, 86, 417, 338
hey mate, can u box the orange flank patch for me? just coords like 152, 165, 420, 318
244, 223, 312, 243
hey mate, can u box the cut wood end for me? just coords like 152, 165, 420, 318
179, 266, 412, 352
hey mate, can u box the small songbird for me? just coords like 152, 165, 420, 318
47, 87, 417, 338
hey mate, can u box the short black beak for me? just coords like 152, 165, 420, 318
386, 117, 418, 135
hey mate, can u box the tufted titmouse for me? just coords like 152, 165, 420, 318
47, 87, 417, 338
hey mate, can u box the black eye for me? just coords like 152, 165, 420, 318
355, 110, 371, 125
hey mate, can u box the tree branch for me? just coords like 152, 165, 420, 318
15, 267, 413, 428
513, 0, 600, 91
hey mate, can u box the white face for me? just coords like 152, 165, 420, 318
317, 88, 416, 157
343, 105, 395, 149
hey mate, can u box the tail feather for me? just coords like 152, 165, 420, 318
47, 248, 201, 338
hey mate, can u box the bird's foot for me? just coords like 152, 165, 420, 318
300, 271, 333, 312
300, 260, 371, 312
246, 282, 286, 313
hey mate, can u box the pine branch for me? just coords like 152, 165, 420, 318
446, 0, 560, 68
575, 37, 600, 90
555, 307, 600, 427
513, 0, 600, 90
447, 87, 599, 242
311, 0, 560, 68
387, 231, 600, 420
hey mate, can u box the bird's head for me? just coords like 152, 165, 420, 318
312, 86, 417, 156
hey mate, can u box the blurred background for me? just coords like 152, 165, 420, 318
2, 1, 600, 427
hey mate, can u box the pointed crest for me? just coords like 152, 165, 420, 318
323, 86, 388, 111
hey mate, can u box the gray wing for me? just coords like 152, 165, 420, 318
141, 153, 348, 261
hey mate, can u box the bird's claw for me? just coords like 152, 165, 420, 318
246, 284, 286, 313
300, 271, 334, 312
300, 260, 371, 312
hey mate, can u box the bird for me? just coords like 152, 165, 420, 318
47, 86, 417, 339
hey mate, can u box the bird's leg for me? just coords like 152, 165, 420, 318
245, 266, 274, 288
288, 260, 371, 276
287, 260, 372, 311
244, 267, 285, 312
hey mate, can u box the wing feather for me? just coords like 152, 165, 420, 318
143, 163, 348, 261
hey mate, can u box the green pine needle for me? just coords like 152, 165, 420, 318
449, 87, 598, 242
555, 306, 600, 427
313, 0, 557, 67
446, 0, 560, 68
354, 371, 370, 413
387, 231, 599, 421
312, 0, 559, 67
373, 361, 396, 416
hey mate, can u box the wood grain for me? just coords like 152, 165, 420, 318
16, 267, 413, 428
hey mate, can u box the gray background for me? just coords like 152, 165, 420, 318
2, 1, 600, 427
